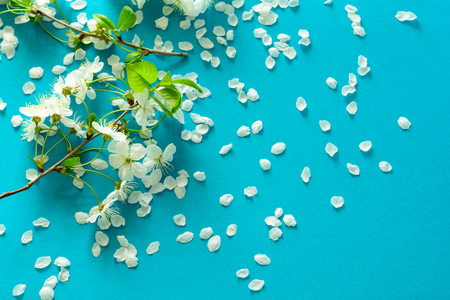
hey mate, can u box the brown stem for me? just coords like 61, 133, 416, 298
34, 8, 188, 57
0, 109, 131, 200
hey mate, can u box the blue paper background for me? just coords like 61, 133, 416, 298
1, 0, 449, 299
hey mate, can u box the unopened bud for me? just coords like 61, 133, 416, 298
51, 113, 61, 122
32, 116, 41, 123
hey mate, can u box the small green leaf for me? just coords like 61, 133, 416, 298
125, 52, 144, 64
106, 96, 126, 102
87, 113, 97, 128
62, 157, 80, 167
118, 6, 137, 31
93, 14, 116, 30
156, 87, 182, 116
126, 61, 158, 92
172, 79, 203, 93
151, 96, 173, 118
160, 72, 172, 86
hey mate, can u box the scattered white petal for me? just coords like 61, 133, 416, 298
33, 217, 50, 228
265, 216, 281, 227
21, 230, 33, 244
23, 81, 35, 95
266, 56, 275, 69
251, 120, 263, 134
95, 231, 109, 246
75, 212, 89, 225
137, 205, 151, 217
29, 67, 44, 79
347, 163, 360, 175
331, 196, 344, 208
181, 130, 192, 141
92, 243, 101, 257
58, 267, 70, 282
228, 14, 238, 26
301, 167, 311, 183
180, 19, 191, 30
249, 279, 264, 291
349, 73, 357, 86
220, 194, 234, 206
207, 235, 221, 252
319, 120, 331, 132
54, 257, 70, 268
324, 0, 332, 4
0, 224, 5, 235
358, 66, 370, 76
177, 231, 194, 243
269, 227, 282, 241
244, 186, 257, 197
35, 256, 51, 269
213, 26, 225, 36
345, 5, 357, 12
199, 37, 214, 49
146, 241, 160, 255
283, 214, 296, 227
226, 46, 236, 58
194, 19, 205, 29
254, 254, 271, 265
219, 143, 233, 155
0, 98, 6, 110
342, 85, 356, 96
275, 208, 283, 218
359, 141, 372, 152
325, 143, 338, 157
211, 57, 220, 68
201, 50, 212, 62
63, 52, 75, 65
191, 130, 202, 143
11, 115, 23, 127
254, 28, 267, 38
52, 65, 66, 75
163, 6, 173, 16
178, 42, 193, 51
232, 0, 244, 8
284, 47, 297, 59
236, 269, 249, 278
398, 117, 411, 130
227, 224, 237, 236
196, 27, 206, 39
226, 30, 234, 41
396, 11, 417, 22
379, 161, 392, 172
346, 101, 358, 115
243, 10, 254, 21
296, 97, 307, 111
237, 125, 250, 137
70, 0, 87, 10
247, 88, 259, 101
43, 276, 57, 289
155, 16, 169, 30
262, 34, 272, 46
193, 171, 205, 181
173, 214, 186, 226
90, 158, 109, 170
271, 142, 286, 155
326, 77, 337, 89
199, 228, 213, 240
39, 286, 54, 300
258, 10, 278, 25
13, 284, 26, 297
259, 159, 271, 171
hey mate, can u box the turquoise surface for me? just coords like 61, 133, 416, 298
1, 0, 449, 299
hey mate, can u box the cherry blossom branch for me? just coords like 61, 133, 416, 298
34, 8, 188, 57
0, 109, 131, 200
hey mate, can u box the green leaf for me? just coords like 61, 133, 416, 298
93, 14, 116, 30
125, 52, 144, 64
86, 113, 97, 128
151, 96, 173, 118
118, 6, 137, 31
106, 96, 126, 102
155, 87, 182, 116
159, 72, 172, 86
62, 157, 80, 167
172, 79, 203, 93
126, 61, 158, 92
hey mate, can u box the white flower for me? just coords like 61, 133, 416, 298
134, 88, 157, 128
109, 141, 147, 181
92, 120, 127, 141
110, 181, 137, 202
143, 143, 176, 174
86, 197, 125, 230
53, 70, 88, 104
80, 56, 104, 81
60, 114, 86, 138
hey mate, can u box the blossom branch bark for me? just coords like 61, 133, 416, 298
34, 8, 188, 57
0, 109, 131, 200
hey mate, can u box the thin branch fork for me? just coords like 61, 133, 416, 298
0, 109, 131, 200
34, 8, 188, 57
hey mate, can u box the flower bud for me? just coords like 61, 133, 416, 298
51, 113, 61, 122
32, 116, 41, 123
